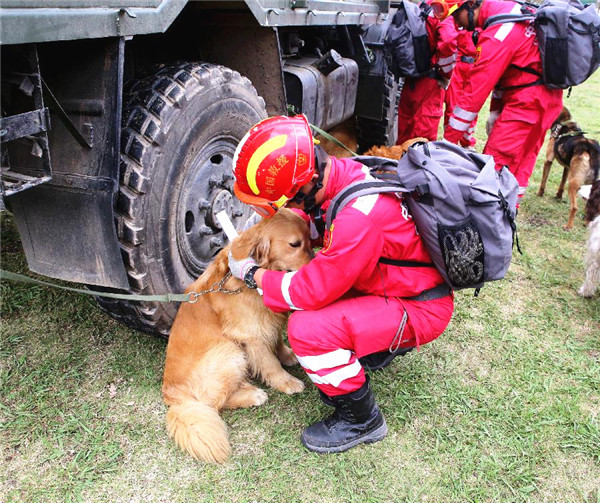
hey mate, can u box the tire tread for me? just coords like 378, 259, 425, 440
96, 62, 265, 337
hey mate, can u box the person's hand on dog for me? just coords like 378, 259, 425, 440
228, 252, 258, 280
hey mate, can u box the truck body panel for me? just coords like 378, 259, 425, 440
0, 0, 390, 45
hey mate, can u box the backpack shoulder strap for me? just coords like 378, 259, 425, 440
419, 2, 433, 19
326, 178, 435, 270
326, 179, 407, 229
483, 12, 535, 29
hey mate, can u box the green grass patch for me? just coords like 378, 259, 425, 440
1, 74, 600, 503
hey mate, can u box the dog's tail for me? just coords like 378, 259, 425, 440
166, 400, 230, 464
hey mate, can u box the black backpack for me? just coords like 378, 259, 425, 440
384, 0, 433, 79
484, 0, 600, 89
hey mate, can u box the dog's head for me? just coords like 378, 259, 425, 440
558, 120, 583, 137
551, 107, 574, 136
231, 208, 313, 272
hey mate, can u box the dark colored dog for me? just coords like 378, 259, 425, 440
537, 107, 600, 229
584, 178, 600, 225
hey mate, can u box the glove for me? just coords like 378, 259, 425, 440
437, 77, 451, 90
486, 110, 500, 136
228, 251, 258, 280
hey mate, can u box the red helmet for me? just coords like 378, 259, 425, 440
233, 115, 315, 217
428, 0, 469, 19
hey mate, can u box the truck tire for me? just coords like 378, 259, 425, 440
96, 62, 267, 337
356, 70, 400, 151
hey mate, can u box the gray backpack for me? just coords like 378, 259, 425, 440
484, 0, 600, 89
327, 141, 520, 292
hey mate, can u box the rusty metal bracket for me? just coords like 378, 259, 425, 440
41, 78, 93, 149
0, 108, 50, 142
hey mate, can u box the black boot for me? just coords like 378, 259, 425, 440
302, 378, 388, 453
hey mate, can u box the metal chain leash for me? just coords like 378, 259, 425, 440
187, 271, 242, 303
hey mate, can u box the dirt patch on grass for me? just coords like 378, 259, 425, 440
537, 451, 600, 502
523, 214, 552, 227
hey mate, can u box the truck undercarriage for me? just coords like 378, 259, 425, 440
1, 0, 399, 336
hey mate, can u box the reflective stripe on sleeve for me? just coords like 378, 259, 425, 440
438, 54, 456, 65
453, 106, 478, 122
281, 271, 302, 310
296, 349, 352, 372
440, 62, 456, 73
307, 359, 363, 387
449, 116, 471, 132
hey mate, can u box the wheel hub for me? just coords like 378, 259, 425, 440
209, 189, 234, 228
176, 137, 253, 277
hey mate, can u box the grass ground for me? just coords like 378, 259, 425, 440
1, 73, 599, 503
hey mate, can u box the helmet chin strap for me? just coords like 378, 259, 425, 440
303, 145, 327, 214
466, 1, 480, 31
467, 6, 475, 31
290, 144, 328, 232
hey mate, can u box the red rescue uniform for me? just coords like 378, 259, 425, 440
261, 157, 454, 396
396, 13, 458, 144
444, 27, 479, 147
444, 0, 563, 199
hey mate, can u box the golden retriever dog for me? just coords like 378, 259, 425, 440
537, 107, 600, 229
162, 209, 312, 464
364, 138, 429, 160
314, 118, 358, 157
316, 117, 428, 160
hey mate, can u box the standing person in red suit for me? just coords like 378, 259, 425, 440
396, 2, 458, 144
431, 0, 563, 204
443, 27, 480, 148
228, 115, 454, 454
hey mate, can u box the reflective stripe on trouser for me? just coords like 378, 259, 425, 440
287, 294, 453, 397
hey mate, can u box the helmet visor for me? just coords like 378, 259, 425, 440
250, 204, 278, 218
234, 181, 289, 218
431, 2, 449, 18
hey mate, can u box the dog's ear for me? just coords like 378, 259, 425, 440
251, 234, 271, 268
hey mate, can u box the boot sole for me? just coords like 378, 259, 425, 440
301, 418, 388, 454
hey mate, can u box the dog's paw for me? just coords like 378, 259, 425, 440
276, 374, 305, 395
251, 388, 269, 406
578, 284, 596, 297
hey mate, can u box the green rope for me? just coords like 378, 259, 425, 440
0, 269, 192, 303
309, 123, 358, 157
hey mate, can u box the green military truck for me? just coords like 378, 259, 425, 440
0, 0, 399, 336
